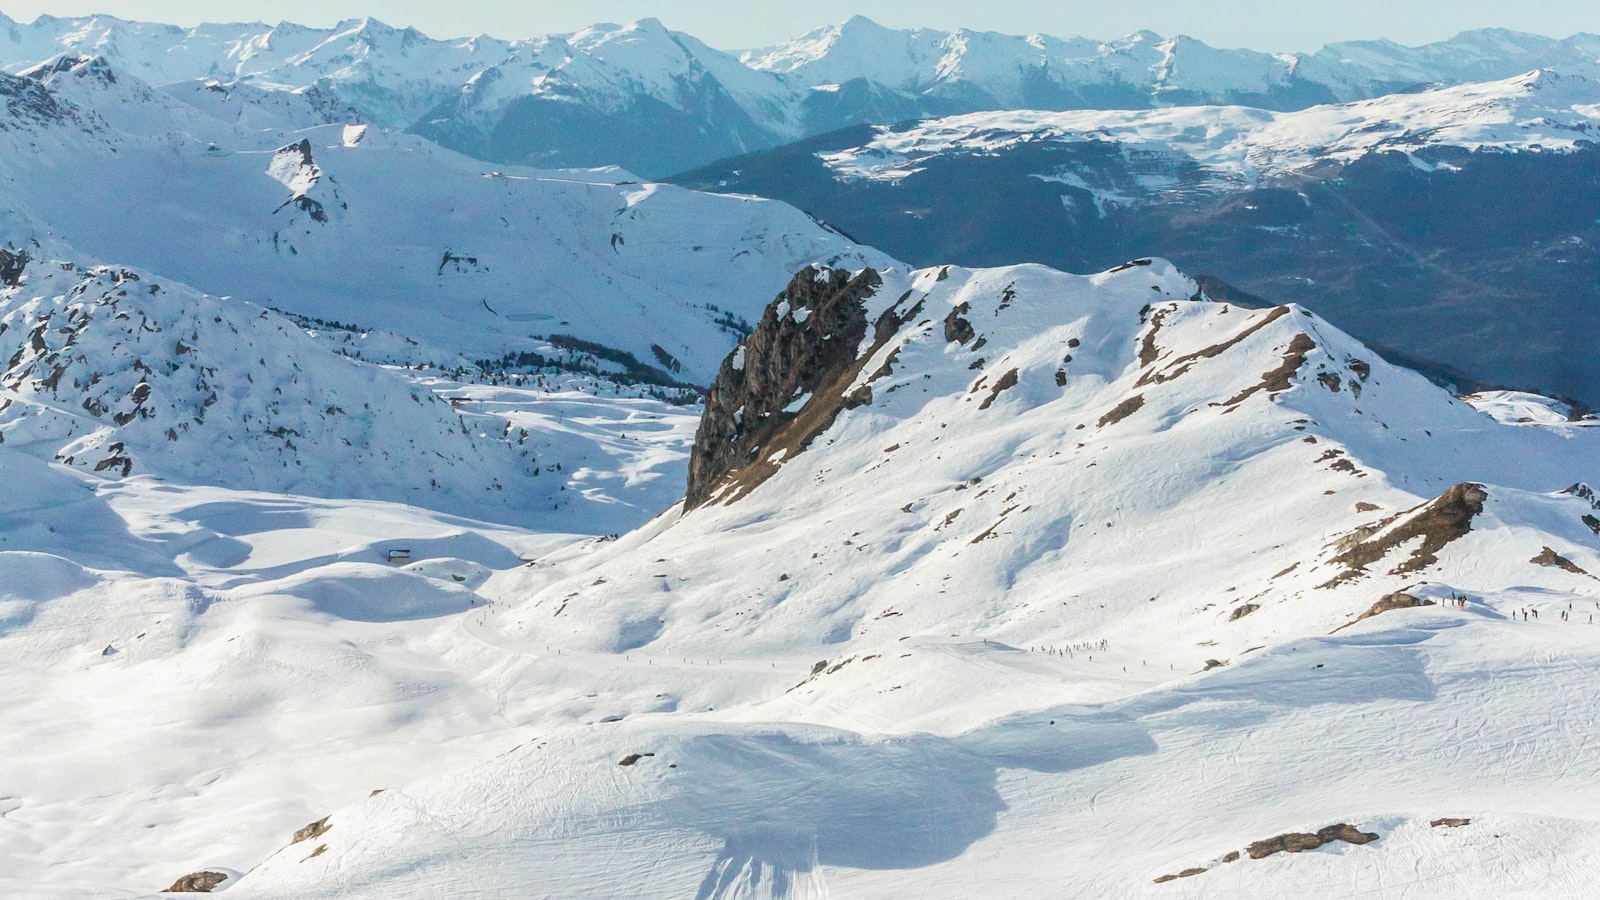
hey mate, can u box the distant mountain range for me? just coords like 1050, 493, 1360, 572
4, 12, 1600, 175
674, 67, 1600, 404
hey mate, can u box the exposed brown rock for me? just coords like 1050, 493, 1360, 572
1334, 592, 1436, 632
618, 752, 656, 767
1325, 483, 1488, 584
163, 871, 229, 893
1247, 823, 1378, 859
688, 267, 918, 509
1431, 818, 1472, 828
1139, 305, 1292, 387
1229, 603, 1260, 621
1152, 867, 1209, 884
1138, 305, 1175, 367
1221, 332, 1317, 408
1098, 394, 1146, 428
1531, 547, 1592, 577
943, 302, 975, 345
1355, 502, 1381, 513
977, 369, 1020, 411
292, 816, 331, 844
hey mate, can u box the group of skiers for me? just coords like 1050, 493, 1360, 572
1513, 602, 1596, 624
1030, 639, 1110, 657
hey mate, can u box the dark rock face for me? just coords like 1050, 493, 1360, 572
0, 71, 75, 129
0, 248, 24, 287
686, 267, 888, 509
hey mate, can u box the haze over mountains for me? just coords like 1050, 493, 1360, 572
1, 9, 1599, 899
5, 11, 1600, 175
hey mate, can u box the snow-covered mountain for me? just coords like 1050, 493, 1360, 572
108, 257, 1592, 897
3, 11, 1599, 175
674, 67, 1600, 405
749, 17, 1600, 111
807, 66, 1600, 183
0, 52, 881, 391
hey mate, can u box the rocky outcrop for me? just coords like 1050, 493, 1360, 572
268, 139, 329, 223
1333, 591, 1436, 632
0, 70, 76, 129
1325, 483, 1487, 583
1247, 823, 1378, 859
686, 267, 897, 508
163, 871, 229, 893
1154, 823, 1378, 884
1532, 547, 1594, 577
291, 816, 331, 844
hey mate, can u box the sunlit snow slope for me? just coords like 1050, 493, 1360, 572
216, 260, 1600, 899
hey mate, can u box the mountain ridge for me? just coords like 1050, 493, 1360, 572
4, 13, 1600, 174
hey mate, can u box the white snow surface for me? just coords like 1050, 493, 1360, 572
5, 257, 1590, 897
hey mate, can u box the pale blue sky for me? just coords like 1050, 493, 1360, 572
4, 0, 1598, 51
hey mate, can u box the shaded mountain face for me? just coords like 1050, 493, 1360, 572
4, 14, 1600, 175
672, 73, 1600, 405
